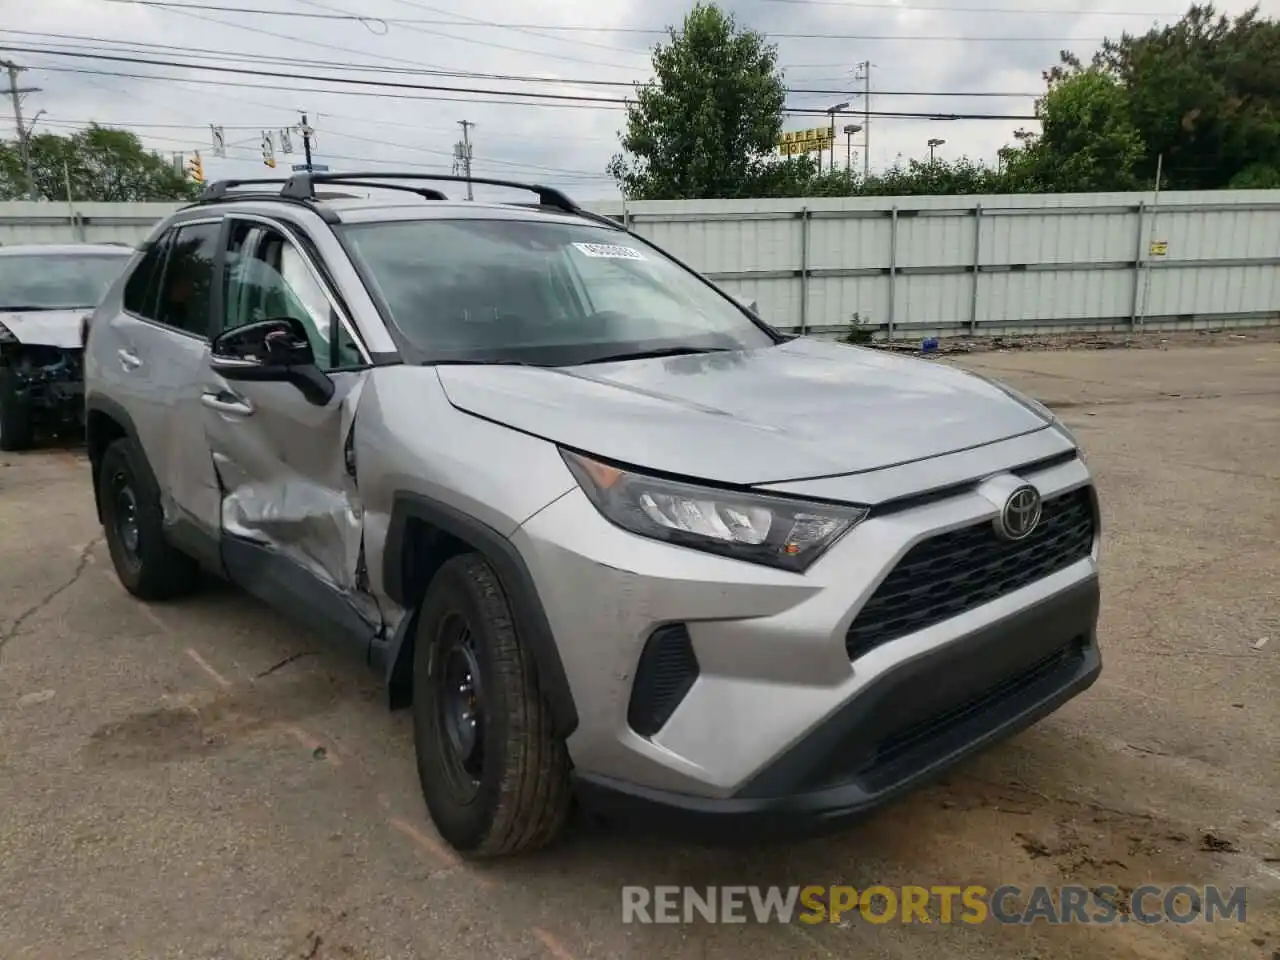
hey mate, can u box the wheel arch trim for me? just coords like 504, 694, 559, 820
85, 395, 144, 521
381, 490, 579, 738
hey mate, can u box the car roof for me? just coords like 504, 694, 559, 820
0, 242, 135, 256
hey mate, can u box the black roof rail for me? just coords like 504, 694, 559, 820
323, 180, 448, 201
196, 171, 618, 228
201, 177, 291, 201
280, 171, 581, 214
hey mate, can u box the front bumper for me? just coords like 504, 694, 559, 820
3, 344, 84, 421
574, 575, 1100, 840
512, 436, 1101, 812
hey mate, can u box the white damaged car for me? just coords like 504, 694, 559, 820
0, 243, 133, 450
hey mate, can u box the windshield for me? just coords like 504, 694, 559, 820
338, 218, 776, 365
0, 252, 131, 311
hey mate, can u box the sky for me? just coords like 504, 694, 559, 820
2, 0, 1275, 201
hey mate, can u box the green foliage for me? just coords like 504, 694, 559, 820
1088, 4, 1280, 189
0, 125, 200, 203
609, 2, 797, 199
615, 2, 1280, 199
1008, 69, 1147, 192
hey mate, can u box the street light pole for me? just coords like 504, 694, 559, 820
826, 101, 849, 173
928, 137, 945, 164
843, 123, 863, 178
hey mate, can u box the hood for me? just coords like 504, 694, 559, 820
435, 337, 1052, 486
0, 309, 86, 349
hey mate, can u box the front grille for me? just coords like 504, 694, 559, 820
845, 486, 1095, 661
627, 624, 700, 737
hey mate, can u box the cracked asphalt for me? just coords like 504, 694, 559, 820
1, 337, 1277, 960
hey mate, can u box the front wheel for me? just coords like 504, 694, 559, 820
0, 365, 35, 452
97, 437, 202, 600
412, 553, 571, 857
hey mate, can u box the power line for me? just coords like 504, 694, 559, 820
91, 0, 1165, 25
13, 50, 1040, 119
141, 0, 651, 72
4, 46, 630, 104
7, 38, 1049, 103
373, 0, 642, 56
758, 0, 1175, 13
16, 116, 615, 179
2, 31, 1043, 97
20, 63, 630, 110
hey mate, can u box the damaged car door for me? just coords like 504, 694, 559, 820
200, 216, 379, 651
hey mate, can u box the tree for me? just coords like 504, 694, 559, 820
1004, 69, 1146, 192
608, 2, 803, 199
1038, 4, 1280, 190
0, 125, 201, 202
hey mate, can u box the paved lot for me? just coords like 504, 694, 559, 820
2, 339, 1277, 960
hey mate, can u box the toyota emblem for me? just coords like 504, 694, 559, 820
995, 485, 1042, 541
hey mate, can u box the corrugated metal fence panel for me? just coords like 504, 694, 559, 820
605, 190, 1280, 334
0, 201, 180, 246
3, 190, 1279, 335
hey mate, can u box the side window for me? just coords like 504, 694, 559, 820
155, 222, 220, 338
221, 221, 264, 334
122, 230, 173, 320
222, 223, 364, 370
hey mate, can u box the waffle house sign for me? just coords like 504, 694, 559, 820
778, 127, 835, 156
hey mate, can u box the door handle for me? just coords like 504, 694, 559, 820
117, 347, 142, 370
200, 390, 254, 416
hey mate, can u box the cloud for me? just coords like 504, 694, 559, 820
5, 0, 1268, 199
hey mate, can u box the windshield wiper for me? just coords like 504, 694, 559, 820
577, 345, 731, 365
0, 305, 69, 312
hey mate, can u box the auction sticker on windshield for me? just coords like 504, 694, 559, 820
572, 242, 645, 260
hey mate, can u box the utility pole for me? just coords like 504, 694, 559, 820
299, 111, 315, 173
2, 59, 41, 200
456, 120, 474, 200
858, 60, 871, 180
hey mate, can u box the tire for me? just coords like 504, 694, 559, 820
412, 552, 571, 857
97, 436, 202, 600
0, 365, 35, 452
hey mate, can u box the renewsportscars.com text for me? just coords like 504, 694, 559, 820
621, 884, 1249, 925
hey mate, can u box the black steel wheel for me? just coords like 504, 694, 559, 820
108, 468, 143, 575
97, 436, 201, 600
412, 552, 571, 857
433, 614, 487, 803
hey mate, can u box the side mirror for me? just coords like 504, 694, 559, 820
210, 316, 334, 406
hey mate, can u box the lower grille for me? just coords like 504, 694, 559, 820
627, 624, 700, 737
846, 486, 1095, 661
855, 636, 1087, 789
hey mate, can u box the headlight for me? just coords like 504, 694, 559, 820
561, 450, 867, 572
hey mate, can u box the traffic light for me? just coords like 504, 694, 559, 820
186, 151, 204, 183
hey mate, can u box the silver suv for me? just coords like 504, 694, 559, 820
84, 173, 1102, 857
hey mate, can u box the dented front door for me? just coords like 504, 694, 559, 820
201, 372, 369, 594
199, 215, 377, 626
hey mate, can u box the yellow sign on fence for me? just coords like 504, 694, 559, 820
778, 127, 834, 155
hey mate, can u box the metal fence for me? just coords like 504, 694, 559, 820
3, 189, 1279, 339
594, 190, 1280, 339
